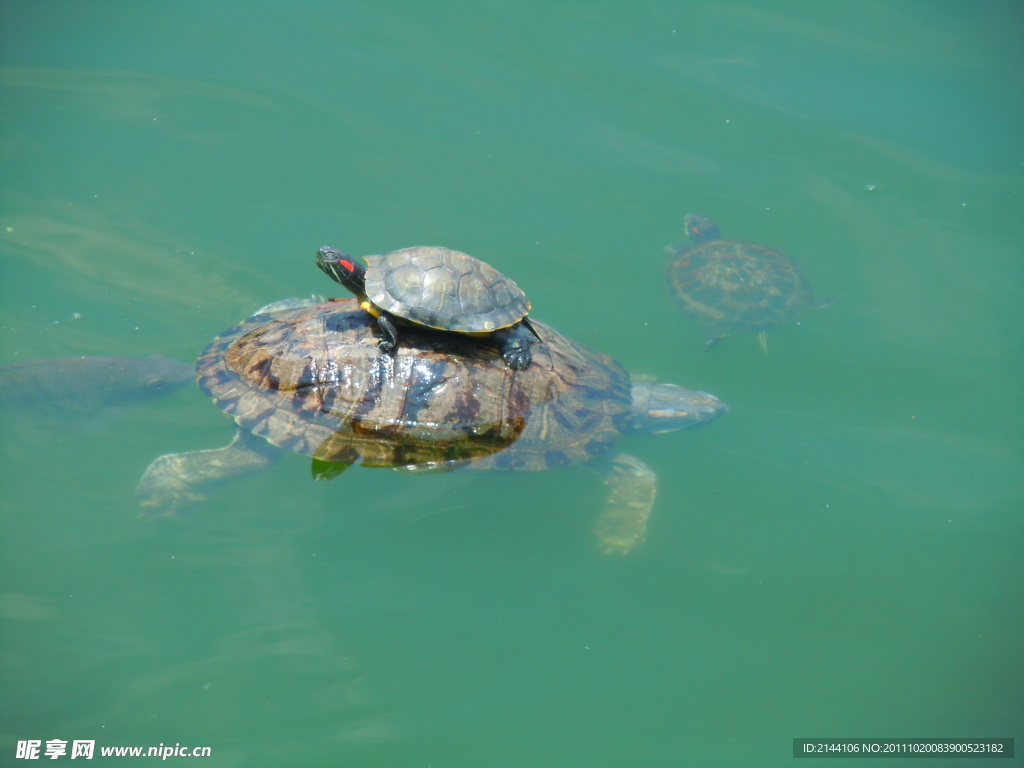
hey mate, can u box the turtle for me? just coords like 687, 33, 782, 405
0, 355, 193, 411
666, 212, 830, 351
136, 297, 727, 554
316, 245, 541, 370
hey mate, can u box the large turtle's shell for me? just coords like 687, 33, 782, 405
364, 246, 530, 333
667, 238, 815, 337
195, 298, 631, 470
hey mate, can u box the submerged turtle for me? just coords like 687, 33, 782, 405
137, 298, 726, 554
316, 245, 541, 370
0, 355, 192, 411
667, 213, 829, 351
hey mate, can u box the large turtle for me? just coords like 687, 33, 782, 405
316, 245, 541, 370
137, 298, 726, 554
667, 213, 829, 351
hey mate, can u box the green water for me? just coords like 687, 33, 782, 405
2, 2, 1021, 766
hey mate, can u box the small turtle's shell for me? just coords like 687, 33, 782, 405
667, 239, 814, 337
364, 246, 530, 333
195, 298, 631, 471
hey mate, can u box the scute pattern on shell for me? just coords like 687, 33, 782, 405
364, 246, 530, 333
667, 239, 814, 336
194, 298, 631, 471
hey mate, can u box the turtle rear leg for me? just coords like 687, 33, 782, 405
136, 429, 277, 515
593, 453, 657, 555
492, 322, 535, 370
757, 330, 769, 355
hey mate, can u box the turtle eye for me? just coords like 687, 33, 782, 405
148, 378, 166, 391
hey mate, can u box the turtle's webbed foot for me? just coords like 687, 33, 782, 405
593, 453, 657, 555
136, 453, 213, 516
502, 345, 532, 370
494, 325, 533, 370
135, 429, 276, 516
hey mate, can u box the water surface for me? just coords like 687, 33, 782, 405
2, 2, 1021, 766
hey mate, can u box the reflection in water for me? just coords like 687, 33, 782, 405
2, 197, 259, 320
720, 406, 1020, 515
0, 592, 59, 622
584, 121, 719, 175
836, 424, 1021, 514
74, 529, 405, 754
0, 66, 283, 117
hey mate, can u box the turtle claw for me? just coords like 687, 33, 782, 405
494, 324, 534, 370
375, 313, 400, 353
502, 346, 531, 371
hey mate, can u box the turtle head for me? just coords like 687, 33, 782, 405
629, 381, 727, 435
138, 355, 194, 395
684, 212, 721, 243
316, 246, 367, 298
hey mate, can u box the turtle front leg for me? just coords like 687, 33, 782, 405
492, 322, 535, 370
703, 329, 725, 352
592, 453, 657, 555
136, 429, 278, 515
376, 313, 400, 353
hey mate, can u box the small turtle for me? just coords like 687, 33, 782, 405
316, 245, 541, 370
667, 213, 829, 351
137, 298, 726, 554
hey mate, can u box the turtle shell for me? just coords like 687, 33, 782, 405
667, 239, 814, 338
195, 298, 631, 471
363, 246, 530, 333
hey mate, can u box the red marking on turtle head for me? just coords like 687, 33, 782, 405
339, 259, 355, 273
